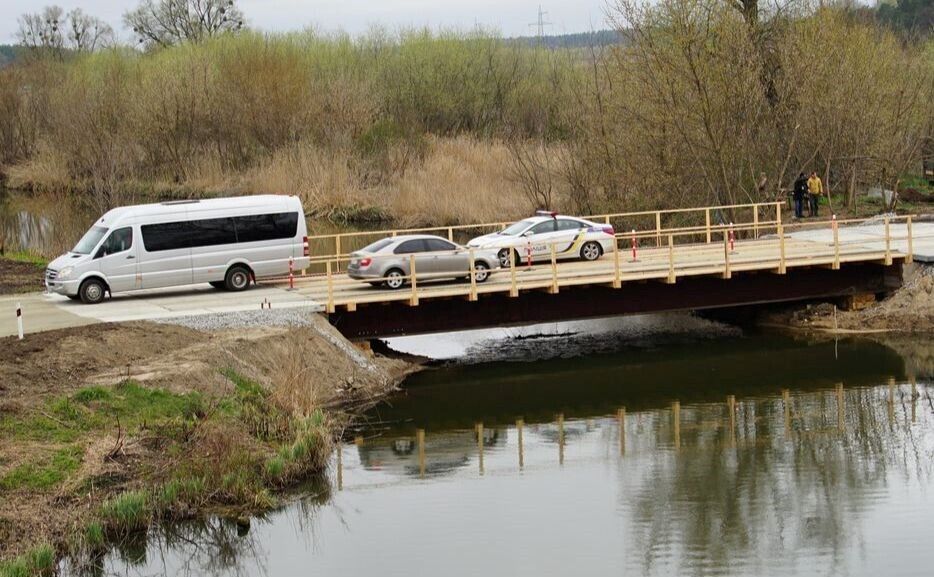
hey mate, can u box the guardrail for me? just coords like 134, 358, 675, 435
268, 213, 919, 313
305, 201, 784, 270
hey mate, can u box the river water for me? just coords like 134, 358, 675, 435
63, 318, 933, 577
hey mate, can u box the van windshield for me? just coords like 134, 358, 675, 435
72, 226, 108, 254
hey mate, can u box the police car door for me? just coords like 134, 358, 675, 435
554, 219, 587, 257
524, 220, 560, 260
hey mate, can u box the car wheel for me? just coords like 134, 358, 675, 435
79, 278, 106, 304
224, 265, 251, 292
474, 261, 490, 283
384, 268, 406, 290
580, 241, 602, 262
497, 248, 514, 268
209, 281, 226, 290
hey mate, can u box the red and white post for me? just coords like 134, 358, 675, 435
630, 229, 638, 262
16, 302, 23, 340
288, 256, 295, 290
729, 222, 735, 252
526, 240, 533, 269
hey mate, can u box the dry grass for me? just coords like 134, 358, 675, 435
390, 136, 531, 226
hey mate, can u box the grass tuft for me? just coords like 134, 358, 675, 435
100, 491, 149, 534
0, 543, 55, 577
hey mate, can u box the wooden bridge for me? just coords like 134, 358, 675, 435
269, 202, 920, 338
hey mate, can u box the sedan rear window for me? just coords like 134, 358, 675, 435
362, 239, 393, 253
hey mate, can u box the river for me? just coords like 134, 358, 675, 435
61, 318, 933, 577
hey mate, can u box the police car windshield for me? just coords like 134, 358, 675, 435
72, 226, 108, 255
501, 219, 536, 236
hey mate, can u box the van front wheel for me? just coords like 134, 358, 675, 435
224, 266, 252, 292
79, 278, 107, 304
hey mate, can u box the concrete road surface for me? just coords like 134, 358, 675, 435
0, 285, 323, 338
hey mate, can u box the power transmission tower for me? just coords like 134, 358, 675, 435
528, 5, 552, 44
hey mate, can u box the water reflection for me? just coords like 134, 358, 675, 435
72, 335, 934, 577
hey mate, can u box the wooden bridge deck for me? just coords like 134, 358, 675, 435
270, 213, 915, 313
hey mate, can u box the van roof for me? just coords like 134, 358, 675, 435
95, 195, 299, 227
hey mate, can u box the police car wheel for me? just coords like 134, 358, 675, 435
497, 249, 512, 268
580, 241, 602, 262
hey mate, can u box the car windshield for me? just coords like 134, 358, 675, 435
500, 219, 536, 236
361, 239, 393, 253
72, 226, 108, 255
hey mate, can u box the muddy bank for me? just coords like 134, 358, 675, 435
0, 257, 45, 295
761, 263, 934, 333
0, 316, 415, 566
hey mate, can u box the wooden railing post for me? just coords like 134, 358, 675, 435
655, 212, 662, 247
907, 215, 914, 264
509, 249, 518, 297
753, 208, 759, 239
613, 236, 621, 289
468, 248, 478, 302
776, 202, 782, 230
409, 254, 419, 306
326, 260, 335, 313
705, 208, 712, 244
335, 235, 342, 271
666, 234, 676, 284
884, 216, 892, 265
722, 230, 731, 279
549, 242, 559, 294
604, 215, 610, 225
447, 227, 454, 242
778, 224, 787, 275
832, 216, 840, 270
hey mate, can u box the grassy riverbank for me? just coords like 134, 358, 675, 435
0, 320, 411, 572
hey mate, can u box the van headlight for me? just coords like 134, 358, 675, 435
58, 266, 74, 280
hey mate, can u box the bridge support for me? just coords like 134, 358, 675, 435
327, 262, 902, 340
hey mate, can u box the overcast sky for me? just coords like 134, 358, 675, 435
2, 0, 614, 44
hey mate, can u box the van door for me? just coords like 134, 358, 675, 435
95, 226, 138, 293
138, 220, 194, 289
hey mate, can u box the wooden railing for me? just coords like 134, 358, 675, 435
305, 201, 785, 271
278, 213, 919, 313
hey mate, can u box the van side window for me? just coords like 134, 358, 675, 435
190, 217, 236, 247
142, 221, 191, 252
233, 212, 298, 243
96, 227, 133, 258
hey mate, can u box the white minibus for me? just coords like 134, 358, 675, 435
45, 195, 311, 303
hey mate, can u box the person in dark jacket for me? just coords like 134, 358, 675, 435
793, 173, 808, 219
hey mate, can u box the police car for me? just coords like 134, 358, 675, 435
466, 211, 616, 268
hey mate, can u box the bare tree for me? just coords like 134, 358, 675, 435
125, 0, 245, 49
67, 8, 116, 52
16, 5, 114, 56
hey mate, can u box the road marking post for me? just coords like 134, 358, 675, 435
468, 249, 478, 302
526, 240, 532, 269
288, 257, 295, 290
907, 215, 914, 264
728, 222, 735, 252
630, 229, 638, 262
16, 302, 23, 340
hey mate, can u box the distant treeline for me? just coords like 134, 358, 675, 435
0, 2, 931, 226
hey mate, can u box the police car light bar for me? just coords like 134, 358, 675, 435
535, 210, 558, 218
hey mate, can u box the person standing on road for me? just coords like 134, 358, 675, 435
793, 173, 808, 219
807, 171, 823, 217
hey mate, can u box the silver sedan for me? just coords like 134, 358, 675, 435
347, 234, 501, 289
